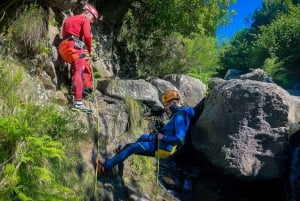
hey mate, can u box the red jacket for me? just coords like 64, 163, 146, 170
62, 14, 92, 53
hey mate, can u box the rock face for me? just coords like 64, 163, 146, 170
288, 90, 300, 134
36, 0, 300, 198
192, 78, 291, 179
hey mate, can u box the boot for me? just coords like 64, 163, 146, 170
71, 100, 92, 113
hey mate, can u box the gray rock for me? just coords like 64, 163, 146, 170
192, 79, 290, 180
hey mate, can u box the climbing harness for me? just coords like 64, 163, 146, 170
58, 35, 86, 64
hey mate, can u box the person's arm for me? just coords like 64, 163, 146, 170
158, 114, 187, 145
82, 20, 92, 53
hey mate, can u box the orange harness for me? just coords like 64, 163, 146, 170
58, 39, 80, 63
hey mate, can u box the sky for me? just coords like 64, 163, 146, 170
216, 0, 263, 43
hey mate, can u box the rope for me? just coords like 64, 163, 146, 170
155, 138, 160, 201
89, 60, 123, 198
85, 54, 164, 199
86, 57, 102, 198
153, 115, 164, 200
93, 102, 101, 198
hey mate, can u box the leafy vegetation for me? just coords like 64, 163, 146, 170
218, 0, 300, 88
0, 59, 86, 201
8, 4, 48, 58
116, 0, 235, 82
0, 0, 300, 200
2, 3, 49, 78
255, 5, 300, 87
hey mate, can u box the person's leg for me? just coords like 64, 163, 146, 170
72, 57, 85, 100
71, 54, 92, 113
104, 141, 156, 169
115, 134, 155, 153
115, 143, 131, 153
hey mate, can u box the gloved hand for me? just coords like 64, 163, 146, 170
149, 132, 158, 140
84, 49, 91, 60
157, 133, 164, 140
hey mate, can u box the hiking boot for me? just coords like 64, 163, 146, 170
71, 103, 93, 114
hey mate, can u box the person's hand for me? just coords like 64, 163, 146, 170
84, 49, 91, 60
157, 133, 164, 140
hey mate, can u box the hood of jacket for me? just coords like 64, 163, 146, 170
170, 105, 195, 118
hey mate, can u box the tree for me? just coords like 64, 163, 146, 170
218, 0, 300, 88
251, 0, 294, 29
254, 4, 300, 87
218, 29, 259, 77
117, 0, 235, 79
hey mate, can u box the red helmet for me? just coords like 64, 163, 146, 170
84, 4, 99, 19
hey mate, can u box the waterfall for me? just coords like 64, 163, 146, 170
289, 146, 300, 201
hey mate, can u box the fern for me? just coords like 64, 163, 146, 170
0, 59, 82, 201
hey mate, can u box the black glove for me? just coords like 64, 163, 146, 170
149, 132, 158, 140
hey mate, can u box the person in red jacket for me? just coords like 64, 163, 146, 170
59, 4, 99, 113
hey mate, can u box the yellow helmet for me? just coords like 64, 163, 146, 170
161, 89, 180, 104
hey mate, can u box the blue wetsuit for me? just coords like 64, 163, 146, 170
103, 106, 195, 169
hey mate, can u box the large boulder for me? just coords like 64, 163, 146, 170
97, 79, 163, 111
163, 74, 206, 107
287, 90, 300, 134
192, 78, 291, 180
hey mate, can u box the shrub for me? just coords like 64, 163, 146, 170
9, 4, 47, 57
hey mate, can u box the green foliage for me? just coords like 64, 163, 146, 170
127, 155, 156, 192
184, 35, 221, 84
218, 29, 259, 77
254, 4, 300, 86
218, 1, 300, 88
5, 3, 52, 77
130, 0, 234, 38
262, 56, 290, 87
8, 4, 47, 58
252, 0, 293, 28
117, 0, 235, 79
134, 33, 189, 78
37, 43, 50, 56
0, 59, 82, 201
124, 97, 148, 137
0, 63, 22, 108
120, 28, 220, 84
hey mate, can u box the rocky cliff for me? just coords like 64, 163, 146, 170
10, 1, 300, 200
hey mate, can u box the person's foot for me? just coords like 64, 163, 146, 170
71, 103, 93, 114
95, 156, 105, 175
114, 145, 123, 154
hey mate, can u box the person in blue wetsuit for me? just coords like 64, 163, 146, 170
95, 89, 195, 175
